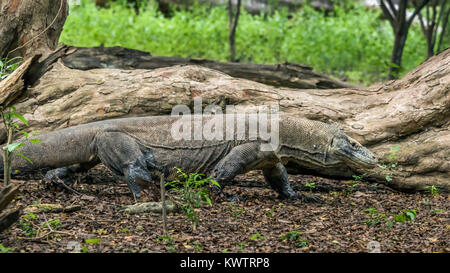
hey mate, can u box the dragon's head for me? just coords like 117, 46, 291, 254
278, 117, 377, 173
329, 131, 377, 168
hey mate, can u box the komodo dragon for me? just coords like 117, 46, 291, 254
1, 114, 377, 201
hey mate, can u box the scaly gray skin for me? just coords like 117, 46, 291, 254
1, 115, 377, 201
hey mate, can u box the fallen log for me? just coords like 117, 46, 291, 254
61, 45, 356, 89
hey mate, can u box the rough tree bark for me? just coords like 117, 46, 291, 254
0, 0, 68, 60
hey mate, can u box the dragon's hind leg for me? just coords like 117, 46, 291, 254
94, 132, 165, 200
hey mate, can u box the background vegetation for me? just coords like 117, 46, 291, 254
60, 0, 434, 85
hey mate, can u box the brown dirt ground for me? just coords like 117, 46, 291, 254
1, 165, 449, 253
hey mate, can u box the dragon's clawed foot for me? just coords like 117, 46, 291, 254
43, 167, 81, 194
281, 192, 323, 203
226, 194, 245, 203
297, 193, 323, 203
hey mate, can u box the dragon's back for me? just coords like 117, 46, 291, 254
102, 115, 245, 175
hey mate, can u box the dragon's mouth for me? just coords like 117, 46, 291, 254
330, 135, 377, 168
338, 144, 378, 168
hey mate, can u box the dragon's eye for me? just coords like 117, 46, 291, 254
349, 139, 358, 148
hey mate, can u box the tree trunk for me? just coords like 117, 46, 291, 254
5, 48, 449, 192
380, 0, 431, 80
0, 0, 68, 60
389, 28, 408, 80
228, 0, 241, 62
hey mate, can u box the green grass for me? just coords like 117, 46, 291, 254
60, 0, 429, 85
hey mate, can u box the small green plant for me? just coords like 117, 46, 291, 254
379, 145, 400, 182
228, 202, 247, 217
345, 181, 359, 194
0, 243, 13, 253
19, 212, 38, 237
118, 228, 131, 233
421, 198, 431, 206
386, 145, 400, 160
363, 208, 387, 227
250, 232, 265, 241
166, 168, 220, 231
237, 242, 247, 252
305, 182, 316, 193
264, 206, 275, 218
348, 182, 359, 192
156, 234, 175, 244
364, 208, 378, 214
363, 207, 418, 227
47, 218, 62, 230
424, 185, 439, 197
192, 241, 203, 252
352, 173, 367, 181
0, 105, 41, 186
156, 233, 176, 252
341, 173, 366, 195
431, 209, 444, 215
394, 209, 417, 223
85, 238, 101, 244
280, 230, 308, 248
